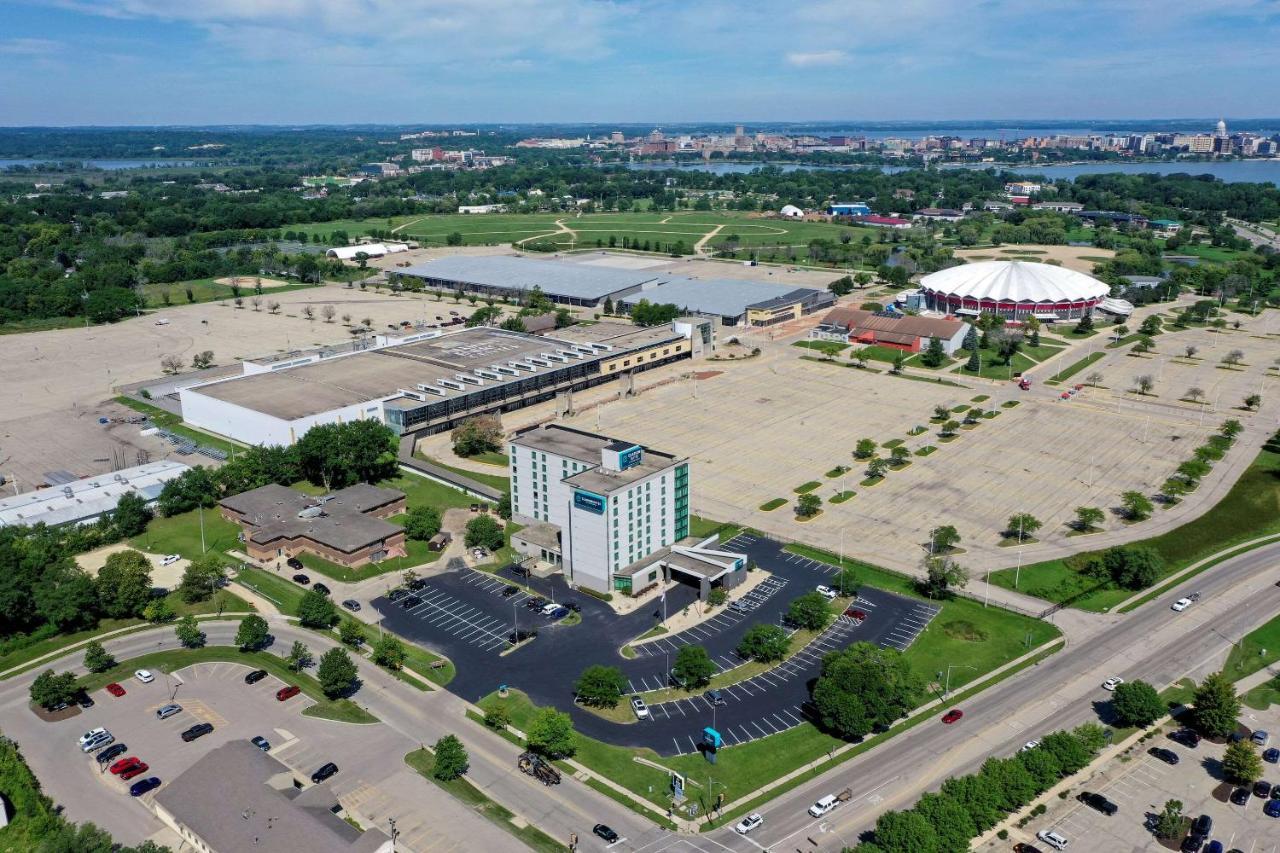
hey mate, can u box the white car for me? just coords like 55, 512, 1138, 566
1036, 828, 1069, 850
134, 669, 155, 684
734, 813, 764, 834
1020, 740, 1041, 752
808, 794, 839, 817
815, 585, 838, 600
540, 602, 561, 616
78, 727, 109, 746
1102, 677, 1124, 691
1171, 597, 1192, 612
160, 554, 181, 566
630, 696, 649, 720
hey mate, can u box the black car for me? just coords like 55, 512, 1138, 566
76, 691, 95, 709
1254, 779, 1272, 798
1182, 835, 1205, 853
388, 588, 407, 601
501, 585, 520, 597
96, 743, 128, 765
525, 597, 546, 610
508, 629, 537, 644
313, 583, 330, 596
287, 557, 304, 570
181, 723, 214, 742
244, 669, 268, 685
1077, 791, 1118, 816
1149, 747, 1180, 765
593, 824, 619, 844
1169, 728, 1201, 748
310, 762, 339, 784
1231, 787, 1251, 805
1191, 814, 1212, 836
341, 599, 361, 612
291, 573, 310, 585
562, 601, 581, 612
398, 595, 422, 608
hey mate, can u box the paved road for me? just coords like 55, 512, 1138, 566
697, 540, 1280, 852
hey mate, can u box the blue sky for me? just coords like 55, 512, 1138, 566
2, 0, 1278, 125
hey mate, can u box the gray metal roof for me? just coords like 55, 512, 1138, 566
621, 277, 823, 319
398, 255, 660, 301
0, 461, 191, 528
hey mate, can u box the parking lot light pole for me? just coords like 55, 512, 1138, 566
943, 664, 976, 697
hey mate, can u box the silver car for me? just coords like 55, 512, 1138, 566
156, 703, 182, 720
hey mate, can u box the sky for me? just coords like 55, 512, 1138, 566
2, 0, 1279, 126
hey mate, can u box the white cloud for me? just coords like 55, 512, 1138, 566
785, 49, 847, 67
0, 37, 62, 55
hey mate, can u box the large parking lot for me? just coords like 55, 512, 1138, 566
1014, 701, 1280, 853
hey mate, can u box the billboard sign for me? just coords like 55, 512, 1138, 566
618, 445, 643, 470
573, 490, 606, 515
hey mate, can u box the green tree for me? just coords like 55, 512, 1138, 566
672, 645, 716, 688
1111, 680, 1165, 727
33, 564, 98, 632
432, 734, 469, 780
1074, 506, 1105, 531
812, 642, 924, 739
95, 549, 153, 618
939, 774, 1004, 832
109, 492, 152, 537
832, 566, 860, 596
174, 614, 205, 648
295, 420, 398, 489
889, 445, 910, 465
1017, 744, 1063, 789
82, 640, 115, 673
920, 337, 947, 368
297, 588, 338, 629
854, 438, 878, 459
872, 809, 939, 853
235, 614, 269, 650
526, 707, 576, 758
143, 597, 175, 623
787, 591, 833, 631
1153, 799, 1185, 839
464, 515, 504, 551
339, 618, 366, 647
317, 647, 359, 698
287, 640, 312, 671
964, 347, 981, 372
1121, 490, 1154, 521
372, 635, 406, 670
1100, 546, 1163, 590
1005, 513, 1041, 542
574, 664, 628, 707
1222, 739, 1264, 784
919, 555, 968, 599
484, 703, 511, 730
30, 669, 79, 709
796, 492, 822, 518
1192, 671, 1241, 738
178, 554, 225, 604
1039, 729, 1094, 775
978, 755, 1038, 812
913, 791, 977, 852
930, 525, 961, 553
736, 624, 791, 662
496, 491, 512, 520
866, 457, 888, 479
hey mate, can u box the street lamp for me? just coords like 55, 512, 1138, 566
940, 664, 977, 697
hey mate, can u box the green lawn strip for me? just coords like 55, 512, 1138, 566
990, 438, 1280, 612
830, 491, 855, 504
1116, 537, 1280, 614
887, 371, 970, 389
404, 749, 564, 853
412, 452, 510, 493
792, 340, 849, 356
1223, 612, 1280, 682
1105, 333, 1146, 350
389, 471, 496, 511
793, 481, 822, 494
112, 396, 244, 454
860, 476, 884, 487
824, 466, 850, 479
76, 646, 377, 723
1159, 678, 1198, 707
1242, 678, 1280, 711
710, 640, 1065, 830
758, 498, 787, 512
914, 446, 937, 457
956, 349, 1036, 380
970, 394, 990, 403
236, 566, 307, 615
1001, 400, 1020, 408
688, 516, 743, 542
881, 438, 905, 449
294, 550, 404, 584
139, 278, 320, 309
130, 506, 243, 561
384, 521, 445, 568
1049, 350, 1105, 382
798, 354, 882, 373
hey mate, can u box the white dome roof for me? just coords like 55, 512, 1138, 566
780, 204, 804, 217
920, 260, 1108, 303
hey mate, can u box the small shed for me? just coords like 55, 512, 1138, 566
428, 531, 452, 552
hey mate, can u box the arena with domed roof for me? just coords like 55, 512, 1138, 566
919, 260, 1110, 322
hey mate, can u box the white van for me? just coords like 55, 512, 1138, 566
808, 795, 838, 817
1036, 829, 1069, 850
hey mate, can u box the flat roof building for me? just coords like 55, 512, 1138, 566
154, 740, 392, 853
620, 277, 833, 326
814, 307, 970, 355
0, 461, 190, 528
395, 255, 660, 307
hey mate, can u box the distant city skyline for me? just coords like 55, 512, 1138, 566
2, 1, 1278, 126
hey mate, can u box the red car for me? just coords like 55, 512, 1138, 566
110, 756, 141, 775
844, 607, 867, 621
119, 762, 150, 781
941, 709, 964, 724
276, 685, 301, 702
105, 683, 126, 698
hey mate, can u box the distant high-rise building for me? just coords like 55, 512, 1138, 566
1215, 118, 1228, 138
610, 131, 624, 144
734, 124, 745, 137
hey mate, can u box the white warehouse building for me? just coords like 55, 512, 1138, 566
0, 461, 191, 528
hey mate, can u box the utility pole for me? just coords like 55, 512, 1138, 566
199, 502, 207, 554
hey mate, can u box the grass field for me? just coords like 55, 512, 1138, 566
793, 340, 849, 356
1049, 350, 1105, 383
1223, 611, 1280, 683
138, 278, 320, 309
131, 507, 243, 561
413, 452, 510, 492
955, 348, 1037, 380
236, 566, 307, 615
990, 433, 1280, 611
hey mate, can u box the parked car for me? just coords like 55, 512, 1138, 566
1254, 780, 1272, 799
1077, 791, 1118, 816
501, 585, 520, 597
1149, 747, 1180, 765
508, 629, 537, 644
815, 585, 837, 600
80, 732, 113, 753
1231, 786, 1252, 805
119, 762, 150, 781
291, 573, 310, 585
592, 824, 619, 844
160, 554, 181, 567
129, 777, 161, 797
313, 583, 330, 596
844, 607, 867, 621
525, 597, 547, 610
941, 709, 964, 724
398, 595, 421, 608
287, 557, 304, 570
630, 696, 649, 719
1252, 730, 1271, 746
547, 606, 569, 620
704, 689, 725, 707
276, 685, 301, 702
155, 703, 181, 720
181, 723, 214, 742
540, 602, 561, 616
1021, 740, 1041, 752
105, 682, 126, 697
1035, 829, 1069, 851
728, 600, 749, 613
563, 601, 581, 612
134, 669, 154, 684
1171, 597, 1193, 612
341, 599, 361, 612
1265, 747, 1280, 763
1102, 676, 1124, 691
244, 669, 268, 685
250, 736, 270, 751
97, 743, 128, 765
78, 727, 109, 746
110, 756, 141, 775
1013, 845, 1044, 853
1169, 728, 1201, 748
310, 762, 339, 784
75, 691, 95, 709
388, 588, 407, 602
1191, 814, 1213, 836
1205, 842, 1224, 853
734, 813, 763, 834
1265, 798, 1280, 817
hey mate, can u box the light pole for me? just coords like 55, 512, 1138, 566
199, 502, 207, 554
942, 664, 977, 697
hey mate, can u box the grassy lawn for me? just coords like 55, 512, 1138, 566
404, 749, 563, 853
236, 566, 307, 615
412, 452, 510, 493
793, 481, 822, 494
114, 396, 244, 455
76, 646, 377, 724
955, 349, 1036, 380
470, 450, 510, 467
990, 434, 1280, 611
1223, 612, 1280, 683
131, 508, 243, 562
793, 340, 849, 356
855, 344, 913, 364
831, 490, 855, 503
1049, 350, 1105, 382
295, 550, 408, 584
393, 469, 502, 508
138, 277, 320, 309
400, 642, 455, 687
759, 498, 786, 511
688, 515, 744, 542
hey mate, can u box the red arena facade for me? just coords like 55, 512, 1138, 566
919, 260, 1110, 322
